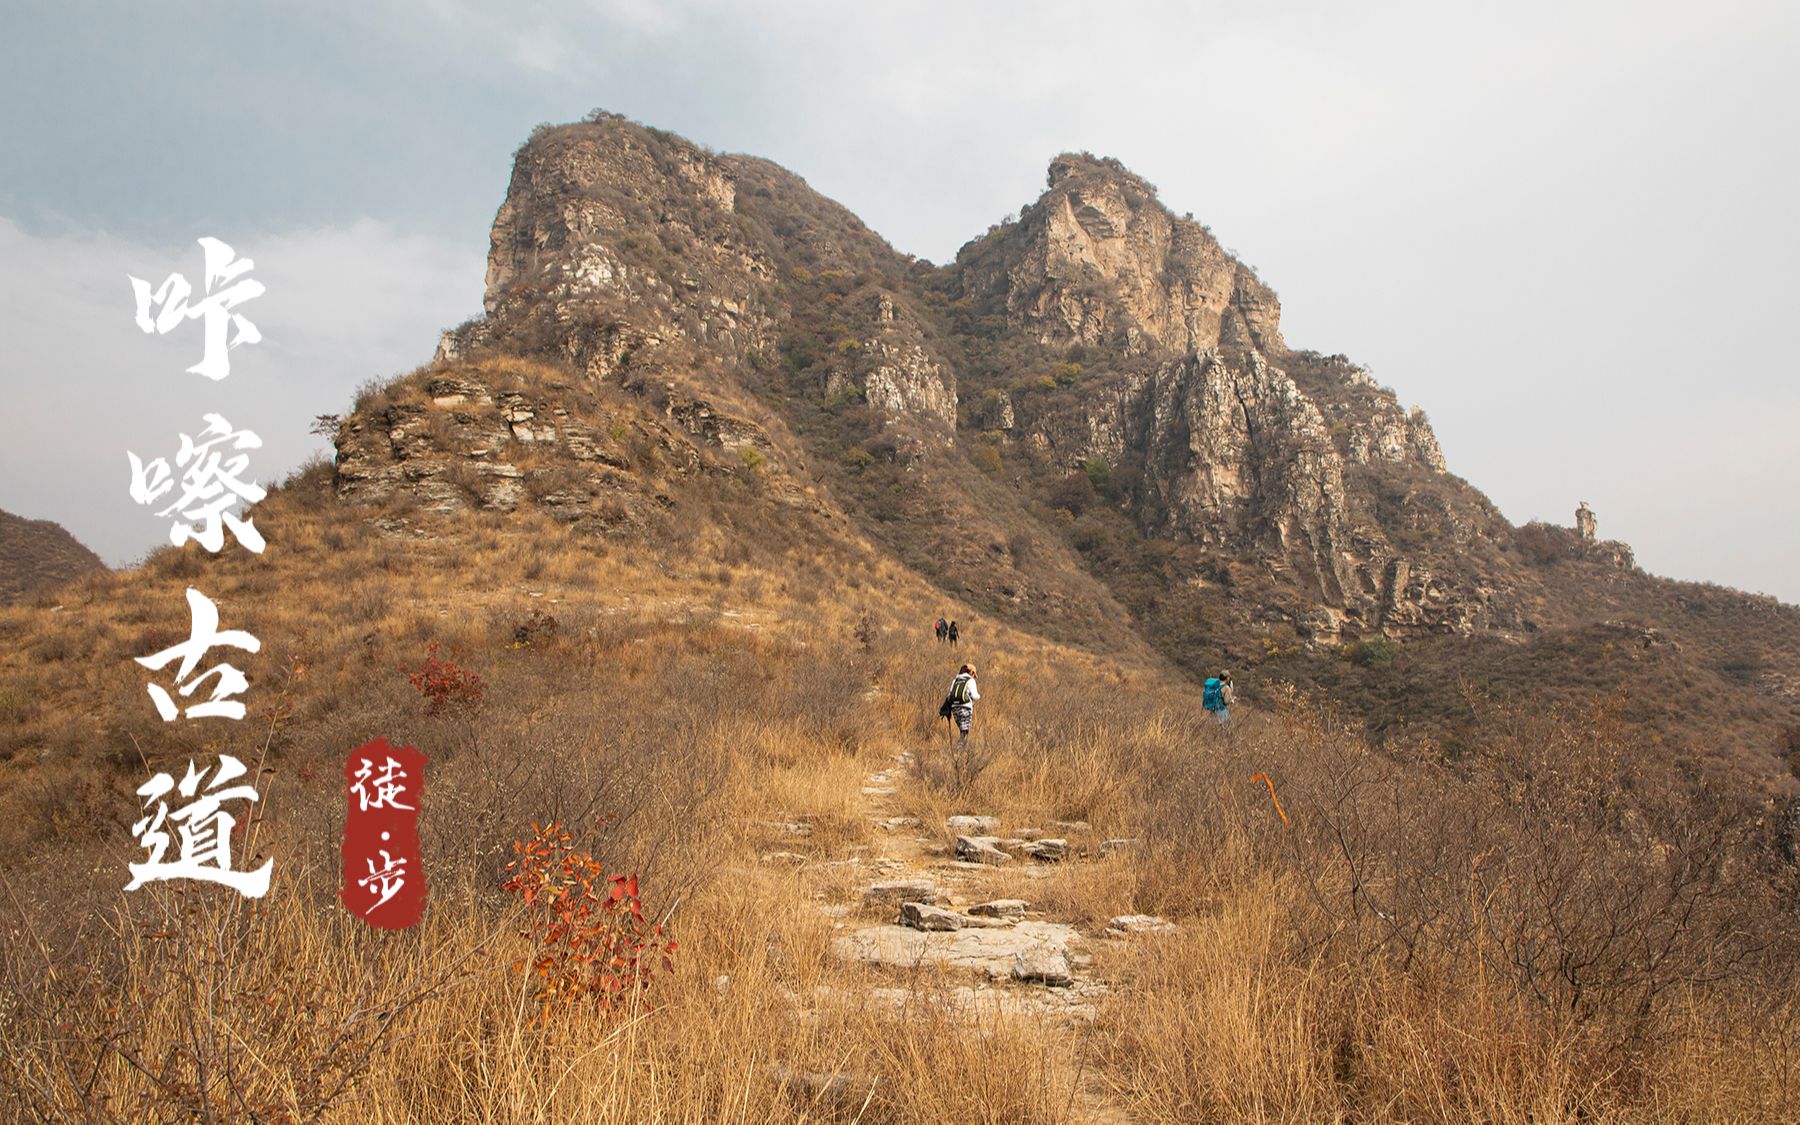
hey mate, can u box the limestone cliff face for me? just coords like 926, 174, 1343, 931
960, 154, 1284, 357
478, 122, 772, 348
1137, 352, 1353, 602
448, 114, 957, 440
1003, 344, 1497, 639
844, 292, 957, 433
954, 154, 1503, 640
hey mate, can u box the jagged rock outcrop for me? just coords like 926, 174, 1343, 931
477, 120, 773, 350
826, 291, 957, 433
961, 154, 1283, 356
1576, 501, 1598, 541
1136, 350, 1355, 603
331, 357, 823, 531
428, 114, 1529, 640
444, 113, 957, 440
953, 154, 1497, 639
1347, 405, 1447, 472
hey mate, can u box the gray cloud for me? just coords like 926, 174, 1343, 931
1, 0, 1794, 599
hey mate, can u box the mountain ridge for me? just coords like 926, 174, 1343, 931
369, 110, 1798, 792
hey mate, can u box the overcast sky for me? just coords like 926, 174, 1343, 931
2, 0, 1795, 602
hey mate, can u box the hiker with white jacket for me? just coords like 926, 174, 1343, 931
941, 664, 980, 742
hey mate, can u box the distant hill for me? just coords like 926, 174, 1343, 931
0, 508, 104, 604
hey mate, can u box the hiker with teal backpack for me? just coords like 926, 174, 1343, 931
938, 664, 980, 742
1203, 670, 1233, 724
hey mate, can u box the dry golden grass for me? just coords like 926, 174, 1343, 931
2, 460, 1797, 1121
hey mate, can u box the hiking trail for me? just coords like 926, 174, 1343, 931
761, 719, 1173, 1120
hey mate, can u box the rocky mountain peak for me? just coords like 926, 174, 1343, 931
1044, 150, 1154, 192
939, 150, 1500, 641
958, 152, 1283, 358
442, 112, 963, 448
434, 119, 1497, 642
473, 113, 773, 356
318, 113, 1800, 787
423, 117, 1737, 655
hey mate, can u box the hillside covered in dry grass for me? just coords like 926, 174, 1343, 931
3, 455, 1797, 1120
3, 112, 1799, 1122
0, 507, 105, 607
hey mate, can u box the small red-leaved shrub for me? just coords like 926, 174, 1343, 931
501, 822, 676, 1018
401, 641, 486, 714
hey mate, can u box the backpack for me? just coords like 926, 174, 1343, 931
1203, 678, 1223, 711
939, 674, 972, 717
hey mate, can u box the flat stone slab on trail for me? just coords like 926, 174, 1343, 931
899, 902, 1012, 931
864, 879, 939, 906
929, 859, 1036, 876
1107, 914, 1177, 935
899, 902, 969, 931
831, 920, 1082, 984
1012, 838, 1068, 862
814, 979, 1107, 1022
955, 835, 1012, 865
1012, 946, 1074, 986
758, 820, 813, 836
946, 815, 1001, 835
865, 981, 1106, 1021
968, 899, 1030, 918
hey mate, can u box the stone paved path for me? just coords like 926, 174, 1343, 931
779, 746, 1169, 1120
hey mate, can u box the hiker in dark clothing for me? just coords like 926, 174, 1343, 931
934, 617, 947, 642
947, 620, 959, 646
